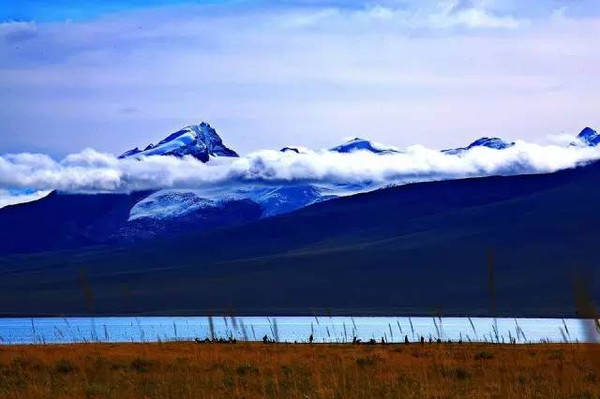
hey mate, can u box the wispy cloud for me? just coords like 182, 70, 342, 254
346, 2, 524, 30
0, 21, 37, 43
0, 1, 599, 157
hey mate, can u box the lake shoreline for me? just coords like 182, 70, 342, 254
1, 316, 597, 345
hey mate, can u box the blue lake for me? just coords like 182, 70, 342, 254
0, 317, 598, 345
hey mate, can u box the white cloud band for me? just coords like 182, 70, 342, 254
1, 141, 598, 194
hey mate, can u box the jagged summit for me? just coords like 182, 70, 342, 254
468, 137, 514, 150
281, 147, 301, 154
443, 137, 514, 155
575, 127, 600, 147
119, 122, 238, 162
329, 138, 399, 154
119, 147, 142, 158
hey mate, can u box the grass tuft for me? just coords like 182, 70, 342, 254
475, 351, 494, 360
54, 359, 76, 373
130, 357, 153, 373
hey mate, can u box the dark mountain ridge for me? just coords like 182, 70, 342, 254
0, 190, 264, 254
1, 161, 599, 317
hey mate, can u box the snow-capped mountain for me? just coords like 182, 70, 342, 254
573, 127, 600, 147
125, 133, 401, 221
3, 124, 600, 256
119, 122, 238, 162
7, 122, 598, 225
120, 125, 354, 221
121, 126, 598, 221
329, 138, 399, 154
129, 184, 336, 221
442, 137, 515, 155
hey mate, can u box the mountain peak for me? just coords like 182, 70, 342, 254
443, 136, 514, 155
281, 147, 301, 154
576, 127, 600, 146
119, 122, 238, 162
467, 137, 514, 150
329, 138, 399, 154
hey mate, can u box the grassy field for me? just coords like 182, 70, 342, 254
0, 342, 599, 398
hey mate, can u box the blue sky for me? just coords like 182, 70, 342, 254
0, 0, 394, 21
3, 0, 600, 22
0, 1, 218, 21
1, 0, 600, 156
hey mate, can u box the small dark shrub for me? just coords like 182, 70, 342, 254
585, 371, 597, 382
11, 356, 43, 371
356, 356, 377, 367
236, 363, 259, 375
441, 367, 471, 380
454, 367, 471, 380
475, 351, 494, 360
222, 375, 234, 388
130, 358, 153, 373
548, 350, 564, 361
110, 362, 127, 371
55, 359, 76, 374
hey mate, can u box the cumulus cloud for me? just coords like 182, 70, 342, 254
1, 142, 599, 194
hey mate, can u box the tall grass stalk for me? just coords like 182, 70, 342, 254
396, 320, 403, 335
468, 317, 478, 340
272, 318, 279, 343
208, 316, 215, 341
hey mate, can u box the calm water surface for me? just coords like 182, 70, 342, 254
0, 317, 598, 345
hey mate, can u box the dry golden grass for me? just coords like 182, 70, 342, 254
0, 342, 599, 398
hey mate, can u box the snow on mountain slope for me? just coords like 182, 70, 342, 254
573, 127, 600, 147
126, 133, 400, 222
128, 190, 216, 220
129, 184, 342, 221
124, 126, 596, 222
0, 189, 52, 209
442, 137, 515, 155
119, 122, 238, 162
329, 138, 400, 154
12, 123, 598, 225
121, 126, 382, 221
